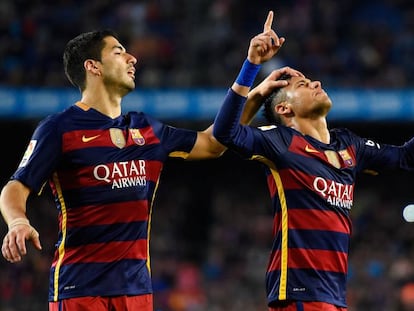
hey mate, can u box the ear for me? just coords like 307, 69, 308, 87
275, 102, 293, 117
84, 59, 101, 76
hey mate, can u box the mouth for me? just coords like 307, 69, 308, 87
315, 89, 326, 97
127, 68, 136, 79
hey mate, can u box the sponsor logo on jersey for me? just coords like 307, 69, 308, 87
93, 159, 147, 189
19, 140, 37, 167
313, 176, 354, 209
130, 129, 145, 146
305, 145, 319, 154
81, 134, 100, 143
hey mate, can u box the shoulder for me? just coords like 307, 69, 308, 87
126, 111, 164, 129
330, 127, 360, 139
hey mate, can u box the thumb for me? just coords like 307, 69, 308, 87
29, 227, 42, 250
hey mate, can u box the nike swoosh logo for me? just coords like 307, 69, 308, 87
82, 134, 100, 143
305, 145, 319, 153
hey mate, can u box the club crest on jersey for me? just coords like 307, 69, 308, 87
130, 129, 145, 146
110, 128, 126, 148
338, 149, 354, 167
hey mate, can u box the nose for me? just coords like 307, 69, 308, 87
310, 80, 321, 89
127, 53, 137, 65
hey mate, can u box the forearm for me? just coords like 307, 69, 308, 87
239, 88, 265, 125
213, 89, 247, 145
0, 180, 30, 225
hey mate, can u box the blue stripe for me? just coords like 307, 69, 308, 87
273, 229, 349, 253
61, 182, 157, 208
296, 301, 304, 311
266, 268, 347, 307
65, 221, 148, 247
49, 259, 152, 301
288, 229, 349, 252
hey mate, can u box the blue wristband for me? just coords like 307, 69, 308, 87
235, 59, 261, 87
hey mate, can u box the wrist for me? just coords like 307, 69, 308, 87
235, 59, 261, 87
8, 217, 30, 230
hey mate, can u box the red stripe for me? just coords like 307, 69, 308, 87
267, 173, 277, 197
289, 248, 347, 273
279, 168, 314, 190
268, 248, 347, 273
288, 135, 324, 159
57, 160, 163, 189
267, 168, 314, 195
135, 126, 160, 145
66, 200, 149, 228
62, 126, 161, 153
52, 239, 147, 266
62, 129, 107, 152
288, 209, 350, 234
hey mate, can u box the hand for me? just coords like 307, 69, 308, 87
249, 66, 304, 100
247, 11, 284, 65
2, 223, 41, 263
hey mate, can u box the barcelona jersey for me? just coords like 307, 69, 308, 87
12, 102, 197, 302
214, 89, 414, 307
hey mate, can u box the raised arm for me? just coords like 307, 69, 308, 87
213, 11, 302, 145
187, 11, 288, 159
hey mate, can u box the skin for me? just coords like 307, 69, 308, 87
274, 76, 333, 144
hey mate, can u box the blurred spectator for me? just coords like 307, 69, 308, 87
0, 0, 414, 88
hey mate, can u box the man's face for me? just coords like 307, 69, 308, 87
99, 36, 137, 95
283, 76, 332, 118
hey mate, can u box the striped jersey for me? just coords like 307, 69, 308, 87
214, 89, 414, 307
12, 102, 197, 302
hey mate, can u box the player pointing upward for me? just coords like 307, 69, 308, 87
214, 10, 414, 311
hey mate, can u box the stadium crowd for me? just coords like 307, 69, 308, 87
1, 0, 414, 310
0, 0, 413, 89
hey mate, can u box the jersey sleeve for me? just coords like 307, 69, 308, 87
12, 115, 62, 193
214, 88, 287, 159
145, 114, 197, 159
350, 129, 414, 173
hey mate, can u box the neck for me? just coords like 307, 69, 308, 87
291, 117, 330, 144
80, 84, 123, 119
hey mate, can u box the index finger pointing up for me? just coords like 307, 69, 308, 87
263, 11, 274, 32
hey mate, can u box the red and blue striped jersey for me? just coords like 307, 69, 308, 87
214, 89, 414, 307
12, 102, 197, 302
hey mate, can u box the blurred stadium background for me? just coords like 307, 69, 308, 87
1, 1, 414, 310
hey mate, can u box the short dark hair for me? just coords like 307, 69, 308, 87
262, 74, 292, 125
63, 29, 119, 91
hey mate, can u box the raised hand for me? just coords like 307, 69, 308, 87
250, 66, 304, 99
247, 11, 285, 65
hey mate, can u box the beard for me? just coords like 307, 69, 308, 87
103, 75, 135, 96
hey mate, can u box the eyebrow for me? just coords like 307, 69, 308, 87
112, 45, 126, 52
293, 78, 310, 87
